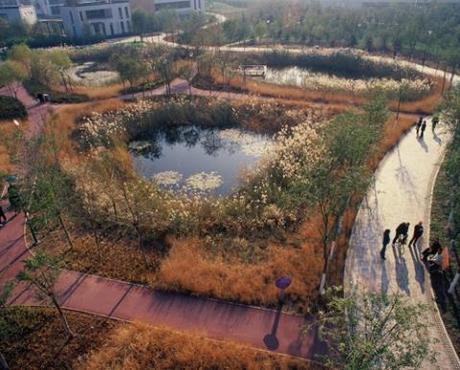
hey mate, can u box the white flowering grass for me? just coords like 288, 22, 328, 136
69, 62, 120, 87
152, 171, 183, 186
218, 128, 273, 157
264, 67, 432, 99
184, 172, 223, 192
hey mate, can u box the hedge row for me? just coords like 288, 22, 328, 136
0, 95, 27, 120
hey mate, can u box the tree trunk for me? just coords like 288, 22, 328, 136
441, 68, 447, 94
396, 88, 402, 121
51, 295, 74, 338
58, 213, 74, 250
449, 66, 456, 90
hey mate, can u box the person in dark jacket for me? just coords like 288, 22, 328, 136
420, 120, 427, 138
422, 240, 441, 262
432, 116, 440, 132
380, 229, 391, 260
408, 221, 424, 248
0, 205, 6, 224
7, 185, 22, 215
416, 117, 423, 136
392, 222, 410, 246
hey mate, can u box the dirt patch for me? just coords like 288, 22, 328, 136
0, 307, 117, 370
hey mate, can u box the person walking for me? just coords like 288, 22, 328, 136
408, 221, 424, 248
380, 229, 391, 260
420, 120, 427, 139
7, 185, 22, 215
392, 222, 410, 246
432, 115, 440, 132
416, 117, 423, 136
0, 205, 6, 225
422, 239, 441, 262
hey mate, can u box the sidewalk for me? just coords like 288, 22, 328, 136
345, 122, 460, 369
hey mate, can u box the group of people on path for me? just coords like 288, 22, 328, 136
380, 221, 446, 273
416, 115, 440, 139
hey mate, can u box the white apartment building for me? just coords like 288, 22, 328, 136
0, 0, 37, 25
153, 0, 204, 14
61, 0, 131, 38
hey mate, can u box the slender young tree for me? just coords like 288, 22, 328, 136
17, 252, 74, 338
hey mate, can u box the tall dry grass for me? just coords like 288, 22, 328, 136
159, 231, 323, 311
70, 84, 124, 100
215, 70, 366, 106
81, 322, 317, 370
0, 119, 28, 174
212, 70, 443, 115
396, 77, 444, 115
46, 99, 125, 163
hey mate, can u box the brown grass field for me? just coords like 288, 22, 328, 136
33, 77, 440, 313
82, 322, 317, 370
0, 119, 28, 174
2, 307, 313, 369
209, 69, 443, 115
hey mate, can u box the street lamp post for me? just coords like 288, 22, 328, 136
275, 276, 292, 304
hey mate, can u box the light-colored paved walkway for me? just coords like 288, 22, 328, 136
345, 121, 460, 369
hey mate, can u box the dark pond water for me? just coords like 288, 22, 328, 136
129, 125, 272, 195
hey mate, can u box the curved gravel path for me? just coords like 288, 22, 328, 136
344, 120, 460, 369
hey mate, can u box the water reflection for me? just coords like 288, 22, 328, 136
129, 126, 272, 195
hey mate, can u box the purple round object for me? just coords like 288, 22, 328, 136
275, 276, 292, 289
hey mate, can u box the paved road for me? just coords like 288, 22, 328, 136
0, 85, 325, 361
345, 121, 460, 369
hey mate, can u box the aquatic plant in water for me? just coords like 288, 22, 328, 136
184, 172, 224, 192
152, 171, 183, 186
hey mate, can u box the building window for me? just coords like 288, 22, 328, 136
126, 19, 130, 31
155, 1, 191, 11
110, 23, 114, 35
118, 7, 122, 18
69, 10, 74, 24
124, 6, 128, 18
72, 25, 76, 36
86, 9, 111, 19
120, 20, 124, 33
198, 0, 201, 9
194, 0, 196, 9
79, 11, 83, 21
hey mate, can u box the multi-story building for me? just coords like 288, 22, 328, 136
60, 0, 132, 38
152, 0, 204, 14
0, 0, 37, 25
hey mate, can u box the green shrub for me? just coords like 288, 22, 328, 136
23, 79, 89, 104
250, 51, 421, 80
0, 95, 27, 120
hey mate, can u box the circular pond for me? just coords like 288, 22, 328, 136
130, 125, 272, 195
